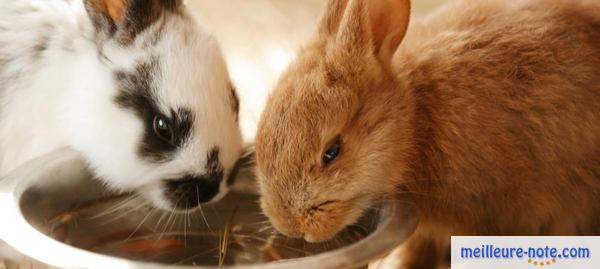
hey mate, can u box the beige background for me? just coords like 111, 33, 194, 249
187, 0, 447, 141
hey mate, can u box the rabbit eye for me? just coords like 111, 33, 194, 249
323, 137, 341, 165
153, 115, 174, 144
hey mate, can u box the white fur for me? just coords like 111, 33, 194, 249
0, 0, 242, 209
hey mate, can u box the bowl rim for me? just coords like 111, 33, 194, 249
0, 147, 417, 269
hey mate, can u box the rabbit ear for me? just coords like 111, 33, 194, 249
336, 0, 411, 58
318, 0, 350, 36
84, 0, 182, 46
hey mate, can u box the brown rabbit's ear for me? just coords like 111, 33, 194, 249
336, 0, 411, 59
84, 0, 182, 46
318, 0, 351, 36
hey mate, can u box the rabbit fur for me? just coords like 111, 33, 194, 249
254, 0, 600, 267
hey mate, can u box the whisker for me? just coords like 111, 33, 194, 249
99, 201, 148, 225
257, 225, 276, 234
196, 185, 213, 232
153, 211, 168, 232
123, 207, 155, 241
88, 195, 139, 219
158, 199, 179, 240
236, 235, 311, 255
186, 208, 192, 228
189, 210, 201, 230
168, 210, 181, 235
245, 220, 273, 225
198, 205, 212, 232
184, 204, 188, 247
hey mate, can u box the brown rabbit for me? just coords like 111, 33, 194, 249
254, 0, 600, 267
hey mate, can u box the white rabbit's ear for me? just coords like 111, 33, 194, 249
336, 0, 411, 58
318, 0, 350, 37
84, 0, 182, 45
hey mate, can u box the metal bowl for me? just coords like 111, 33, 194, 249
0, 148, 417, 269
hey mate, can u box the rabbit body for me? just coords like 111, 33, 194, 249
0, 0, 243, 211
0, 0, 91, 175
393, 0, 600, 267
255, 0, 600, 268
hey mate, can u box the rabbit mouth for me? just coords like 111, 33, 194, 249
139, 175, 230, 213
300, 194, 381, 242
163, 177, 222, 209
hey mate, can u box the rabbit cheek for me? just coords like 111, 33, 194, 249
260, 199, 304, 238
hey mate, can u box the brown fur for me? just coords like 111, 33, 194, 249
94, 0, 125, 23
255, 0, 600, 267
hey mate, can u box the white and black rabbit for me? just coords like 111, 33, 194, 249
0, 0, 243, 211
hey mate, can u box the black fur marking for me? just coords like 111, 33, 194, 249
118, 0, 165, 45
84, 0, 182, 46
205, 148, 223, 176
164, 174, 221, 209
227, 147, 255, 186
114, 58, 194, 163
229, 84, 240, 121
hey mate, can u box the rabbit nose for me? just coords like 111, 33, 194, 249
164, 172, 223, 209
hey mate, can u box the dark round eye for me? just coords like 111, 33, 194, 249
153, 115, 173, 144
323, 137, 341, 165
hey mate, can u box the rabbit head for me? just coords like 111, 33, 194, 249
255, 0, 415, 242
62, 0, 243, 211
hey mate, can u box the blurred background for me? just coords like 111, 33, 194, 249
187, 0, 447, 141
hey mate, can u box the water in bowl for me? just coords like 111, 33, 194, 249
21, 189, 376, 266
